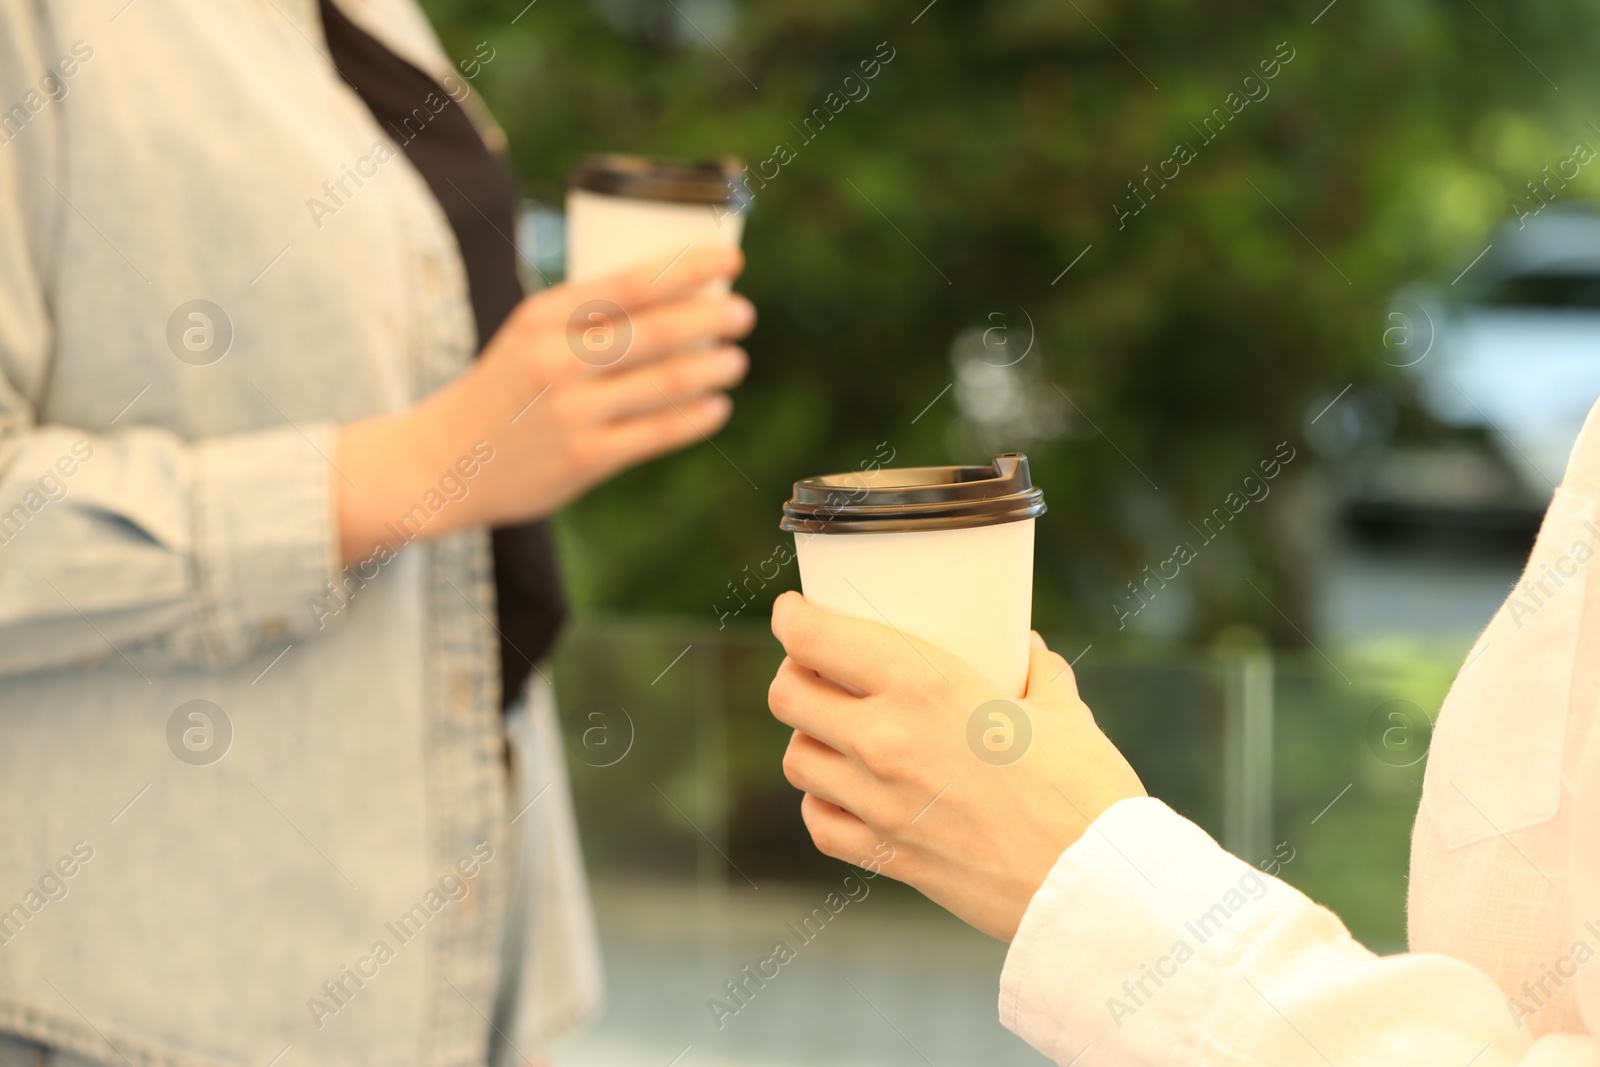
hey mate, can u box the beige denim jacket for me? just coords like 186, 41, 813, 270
0, 2, 598, 1065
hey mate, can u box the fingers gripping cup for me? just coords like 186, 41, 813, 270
565, 154, 749, 287
780, 454, 1045, 698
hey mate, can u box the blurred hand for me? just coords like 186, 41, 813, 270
337, 244, 753, 563
768, 591, 1145, 941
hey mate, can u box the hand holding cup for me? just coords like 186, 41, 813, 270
768, 592, 1146, 941
335, 244, 753, 563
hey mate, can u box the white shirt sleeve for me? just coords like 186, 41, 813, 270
999, 797, 1600, 1067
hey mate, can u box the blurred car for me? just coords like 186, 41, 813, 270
1322, 204, 1600, 550
1405, 204, 1600, 495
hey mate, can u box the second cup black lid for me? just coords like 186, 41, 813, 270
780, 453, 1046, 534
568, 153, 751, 208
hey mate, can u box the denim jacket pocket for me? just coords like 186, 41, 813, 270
1421, 487, 1596, 849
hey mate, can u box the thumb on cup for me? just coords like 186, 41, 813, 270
1024, 633, 1080, 704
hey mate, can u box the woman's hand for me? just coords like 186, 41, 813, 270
768, 591, 1146, 941
335, 244, 753, 563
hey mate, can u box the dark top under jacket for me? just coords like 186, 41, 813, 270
321, 0, 566, 710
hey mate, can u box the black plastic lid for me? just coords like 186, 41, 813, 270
780, 453, 1046, 535
568, 153, 752, 209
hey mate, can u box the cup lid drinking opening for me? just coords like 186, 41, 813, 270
780, 453, 1046, 534
568, 153, 752, 210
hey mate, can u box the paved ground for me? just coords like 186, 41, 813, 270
553, 881, 1053, 1067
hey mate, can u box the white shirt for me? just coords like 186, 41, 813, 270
1000, 401, 1600, 1066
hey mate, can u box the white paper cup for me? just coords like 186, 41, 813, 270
566, 154, 747, 288
780, 454, 1045, 698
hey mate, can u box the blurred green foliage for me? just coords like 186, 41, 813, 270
421, 0, 1598, 644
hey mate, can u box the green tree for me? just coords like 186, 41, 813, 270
423, 0, 1600, 645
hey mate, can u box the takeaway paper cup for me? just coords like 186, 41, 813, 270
779, 453, 1045, 698
566, 154, 748, 287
